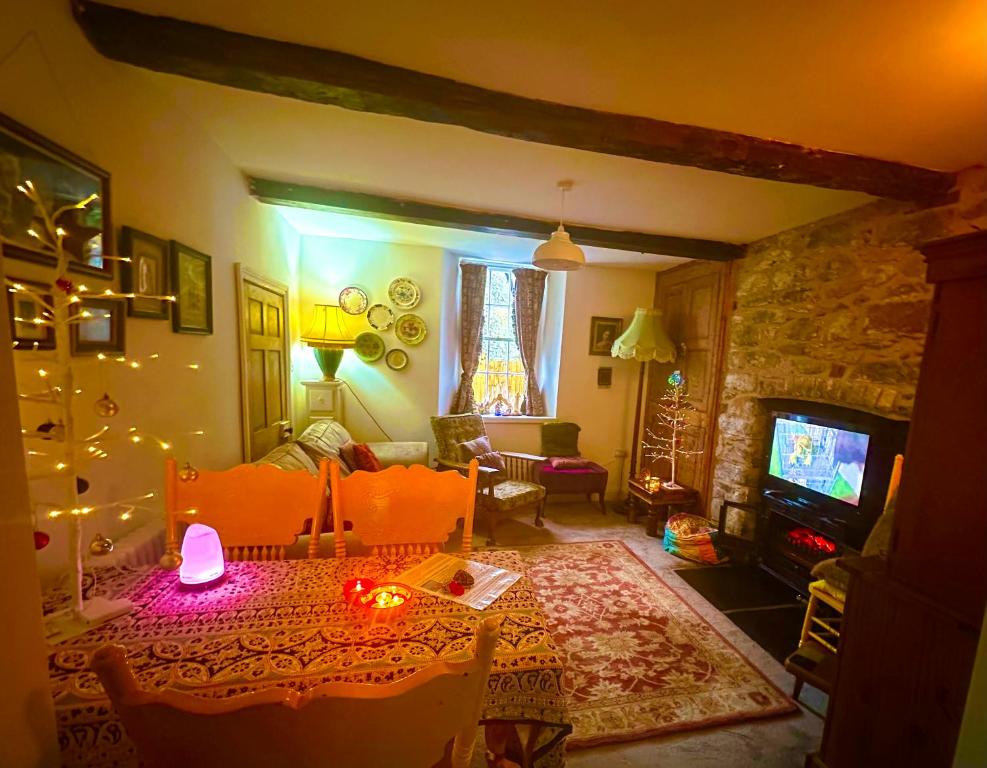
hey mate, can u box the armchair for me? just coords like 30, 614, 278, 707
430, 415, 546, 546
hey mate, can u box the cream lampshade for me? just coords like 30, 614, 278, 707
301, 304, 356, 380
611, 308, 676, 362
532, 180, 585, 272
612, 308, 677, 493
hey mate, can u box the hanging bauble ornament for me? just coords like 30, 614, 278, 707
33, 530, 50, 550
178, 462, 199, 482
159, 550, 183, 570
88, 533, 115, 557
77, 477, 90, 495
37, 420, 66, 440
94, 393, 120, 418
55, 277, 74, 294
667, 370, 684, 387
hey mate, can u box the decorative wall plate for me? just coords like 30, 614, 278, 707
394, 313, 427, 346
338, 286, 369, 315
353, 331, 385, 363
388, 277, 421, 310
367, 303, 395, 331
385, 348, 409, 371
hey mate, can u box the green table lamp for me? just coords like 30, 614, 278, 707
301, 304, 356, 380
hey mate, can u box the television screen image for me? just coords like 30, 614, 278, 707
768, 417, 870, 506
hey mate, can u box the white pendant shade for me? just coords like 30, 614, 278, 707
532, 225, 586, 271
611, 308, 677, 362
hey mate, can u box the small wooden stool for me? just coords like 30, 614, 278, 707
784, 579, 846, 701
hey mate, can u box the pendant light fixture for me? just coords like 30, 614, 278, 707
532, 180, 585, 271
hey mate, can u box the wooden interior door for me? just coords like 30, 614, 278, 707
644, 260, 733, 512
236, 265, 291, 462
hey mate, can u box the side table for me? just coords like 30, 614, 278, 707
626, 479, 699, 537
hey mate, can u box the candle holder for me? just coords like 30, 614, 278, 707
342, 577, 377, 605
359, 583, 412, 620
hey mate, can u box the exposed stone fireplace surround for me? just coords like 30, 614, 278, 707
710, 169, 986, 536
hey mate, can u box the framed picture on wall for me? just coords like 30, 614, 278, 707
170, 241, 213, 334
70, 298, 125, 355
120, 226, 170, 319
6, 279, 55, 351
0, 113, 113, 277
589, 316, 623, 356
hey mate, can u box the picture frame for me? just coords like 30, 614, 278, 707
0, 113, 113, 277
70, 298, 125, 356
597, 366, 613, 388
120, 227, 170, 319
6, 279, 55, 351
170, 241, 213, 335
589, 316, 623, 356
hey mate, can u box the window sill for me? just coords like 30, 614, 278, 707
481, 415, 556, 425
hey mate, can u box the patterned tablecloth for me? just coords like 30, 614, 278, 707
48, 550, 571, 766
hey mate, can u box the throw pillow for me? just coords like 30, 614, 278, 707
541, 422, 581, 458
458, 436, 507, 471
338, 440, 358, 472
351, 443, 384, 472
549, 456, 593, 469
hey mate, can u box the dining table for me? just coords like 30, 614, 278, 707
47, 549, 572, 767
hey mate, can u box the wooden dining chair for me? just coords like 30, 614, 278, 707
329, 459, 479, 558
162, 456, 330, 562
91, 616, 501, 768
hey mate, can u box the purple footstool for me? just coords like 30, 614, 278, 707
538, 459, 608, 513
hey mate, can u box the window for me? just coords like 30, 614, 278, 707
472, 267, 526, 414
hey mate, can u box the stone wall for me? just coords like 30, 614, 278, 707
711, 169, 986, 532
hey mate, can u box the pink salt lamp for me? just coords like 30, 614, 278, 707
179, 524, 225, 587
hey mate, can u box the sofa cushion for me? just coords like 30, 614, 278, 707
430, 414, 485, 463
297, 420, 352, 466
254, 442, 319, 475
458, 435, 506, 471
338, 440, 358, 472
477, 479, 545, 511
541, 422, 581, 458
351, 443, 384, 472
549, 456, 594, 470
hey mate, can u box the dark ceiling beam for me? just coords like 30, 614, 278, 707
73, 0, 956, 203
248, 177, 744, 261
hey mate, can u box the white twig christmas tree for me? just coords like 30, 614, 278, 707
3, 179, 180, 642
642, 370, 704, 489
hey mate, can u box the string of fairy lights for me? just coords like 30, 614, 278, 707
3, 178, 205, 619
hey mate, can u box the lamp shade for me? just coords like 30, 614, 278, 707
179, 524, 225, 587
532, 226, 586, 271
611, 308, 676, 362
301, 304, 356, 349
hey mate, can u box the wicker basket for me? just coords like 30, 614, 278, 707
663, 513, 726, 565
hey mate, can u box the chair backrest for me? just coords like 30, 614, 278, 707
91, 616, 501, 768
430, 414, 486, 463
164, 457, 329, 561
330, 460, 478, 558
541, 421, 581, 457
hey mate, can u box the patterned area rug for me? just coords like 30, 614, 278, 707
517, 540, 797, 748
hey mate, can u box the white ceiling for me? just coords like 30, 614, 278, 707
105, 0, 987, 262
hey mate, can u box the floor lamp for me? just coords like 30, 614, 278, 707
611, 308, 677, 505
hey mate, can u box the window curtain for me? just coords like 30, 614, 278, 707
512, 268, 548, 416
451, 262, 488, 414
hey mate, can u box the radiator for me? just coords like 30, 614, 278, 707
101, 520, 165, 567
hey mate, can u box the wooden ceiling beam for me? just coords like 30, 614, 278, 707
73, 0, 956, 203
248, 177, 744, 261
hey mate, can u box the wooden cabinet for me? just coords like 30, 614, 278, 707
819, 230, 986, 768
645, 261, 733, 509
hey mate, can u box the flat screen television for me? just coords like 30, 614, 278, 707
768, 417, 870, 507
760, 399, 909, 548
